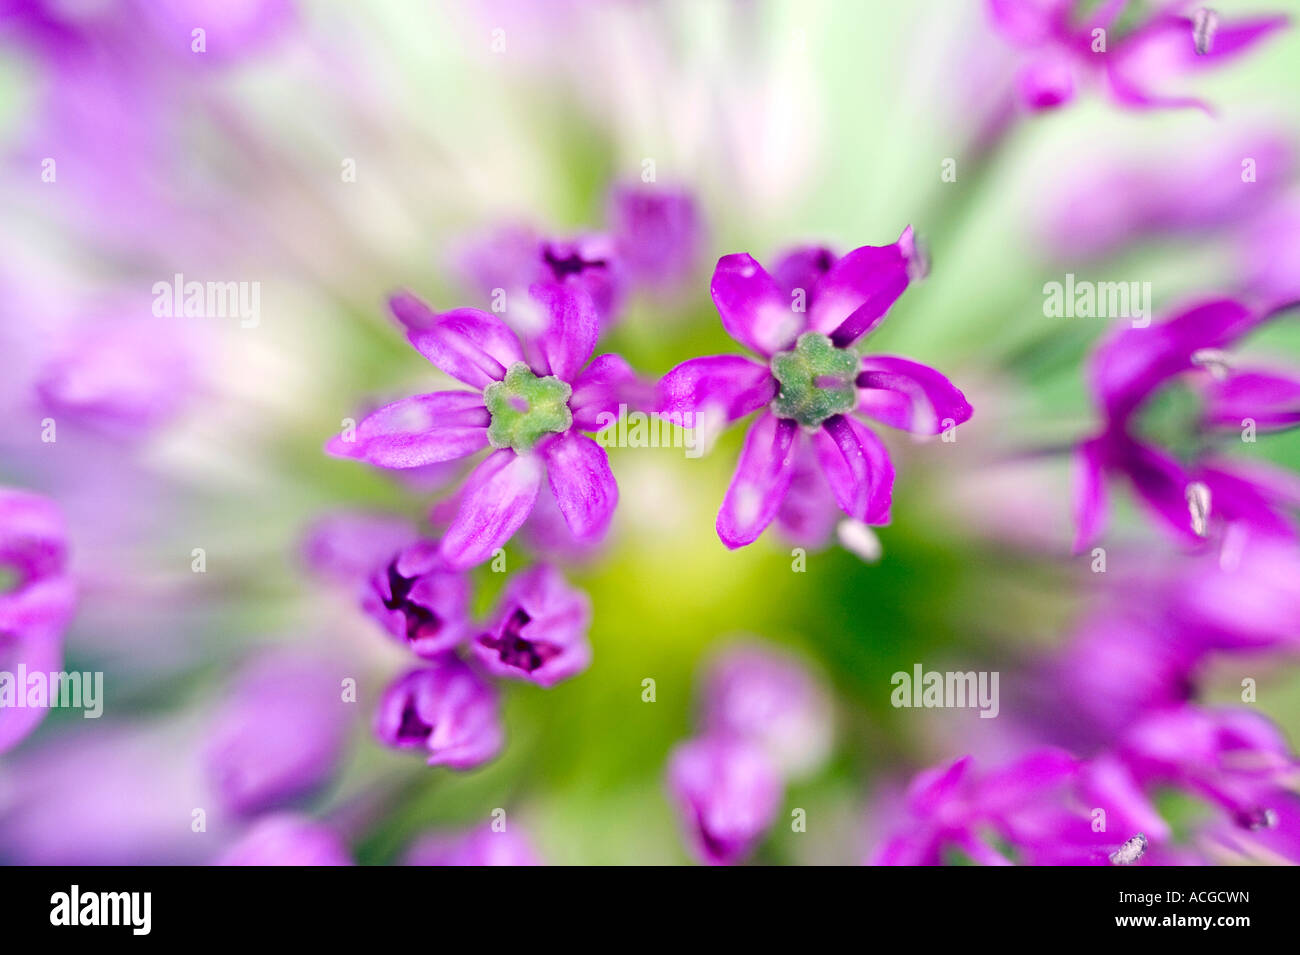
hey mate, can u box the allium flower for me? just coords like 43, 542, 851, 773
204, 653, 351, 817
299, 511, 417, 587
698, 642, 832, 780
470, 564, 591, 687
454, 225, 625, 334
1118, 705, 1297, 831
373, 659, 503, 769
987, 0, 1288, 113
405, 822, 543, 866
0, 488, 76, 753
1074, 298, 1300, 550
658, 228, 972, 549
329, 284, 637, 569
216, 814, 352, 867
607, 182, 704, 294
870, 748, 1160, 866
666, 736, 782, 866
361, 539, 470, 658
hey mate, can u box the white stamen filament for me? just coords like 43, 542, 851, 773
1186, 481, 1212, 538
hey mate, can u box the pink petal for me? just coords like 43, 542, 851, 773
816, 416, 894, 525
716, 414, 800, 549
440, 450, 543, 569
657, 354, 777, 426
409, 308, 525, 389
809, 227, 914, 346
325, 392, 489, 469
540, 431, 618, 543
526, 281, 598, 382
710, 253, 804, 357
857, 355, 974, 435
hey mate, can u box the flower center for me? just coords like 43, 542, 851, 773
770, 332, 858, 427
484, 362, 573, 452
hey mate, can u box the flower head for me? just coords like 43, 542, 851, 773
666, 735, 782, 866
373, 659, 503, 769
329, 283, 640, 569
216, 814, 352, 867
470, 564, 591, 687
658, 228, 972, 549
361, 539, 471, 658
0, 488, 76, 753
1074, 298, 1300, 550
987, 0, 1288, 114
204, 652, 351, 817
405, 822, 543, 866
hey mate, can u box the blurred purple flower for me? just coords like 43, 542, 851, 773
607, 182, 704, 294
986, 0, 1287, 113
373, 659, 503, 769
204, 653, 351, 817
216, 813, 352, 866
299, 511, 417, 587
666, 735, 782, 866
1073, 298, 1300, 550
470, 564, 591, 687
659, 228, 972, 549
454, 225, 626, 335
361, 539, 471, 658
330, 286, 637, 568
0, 488, 76, 753
405, 822, 543, 866
698, 642, 832, 780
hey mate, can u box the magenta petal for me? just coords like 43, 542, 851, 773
409, 308, 525, 389
716, 414, 799, 549
856, 355, 974, 434
657, 354, 777, 426
569, 353, 649, 431
1072, 437, 1110, 553
710, 253, 804, 357
809, 227, 914, 346
1090, 298, 1258, 422
540, 431, 618, 543
816, 416, 894, 524
440, 450, 543, 569
1120, 438, 1200, 542
387, 289, 440, 333
325, 392, 489, 469
1203, 368, 1300, 431
1014, 56, 1077, 111
526, 281, 599, 382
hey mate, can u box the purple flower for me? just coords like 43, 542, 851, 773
1118, 705, 1296, 831
987, 0, 1288, 113
470, 564, 591, 687
299, 510, 417, 587
453, 225, 626, 334
666, 736, 782, 866
216, 814, 352, 867
658, 228, 972, 549
203, 652, 351, 817
361, 539, 471, 658
698, 642, 832, 780
404, 822, 543, 866
1073, 298, 1300, 550
0, 488, 76, 753
607, 182, 704, 294
329, 284, 637, 569
373, 659, 503, 769
870, 748, 1164, 866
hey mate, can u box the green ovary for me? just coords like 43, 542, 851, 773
770, 332, 859, 427
484, 362, 573, 452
